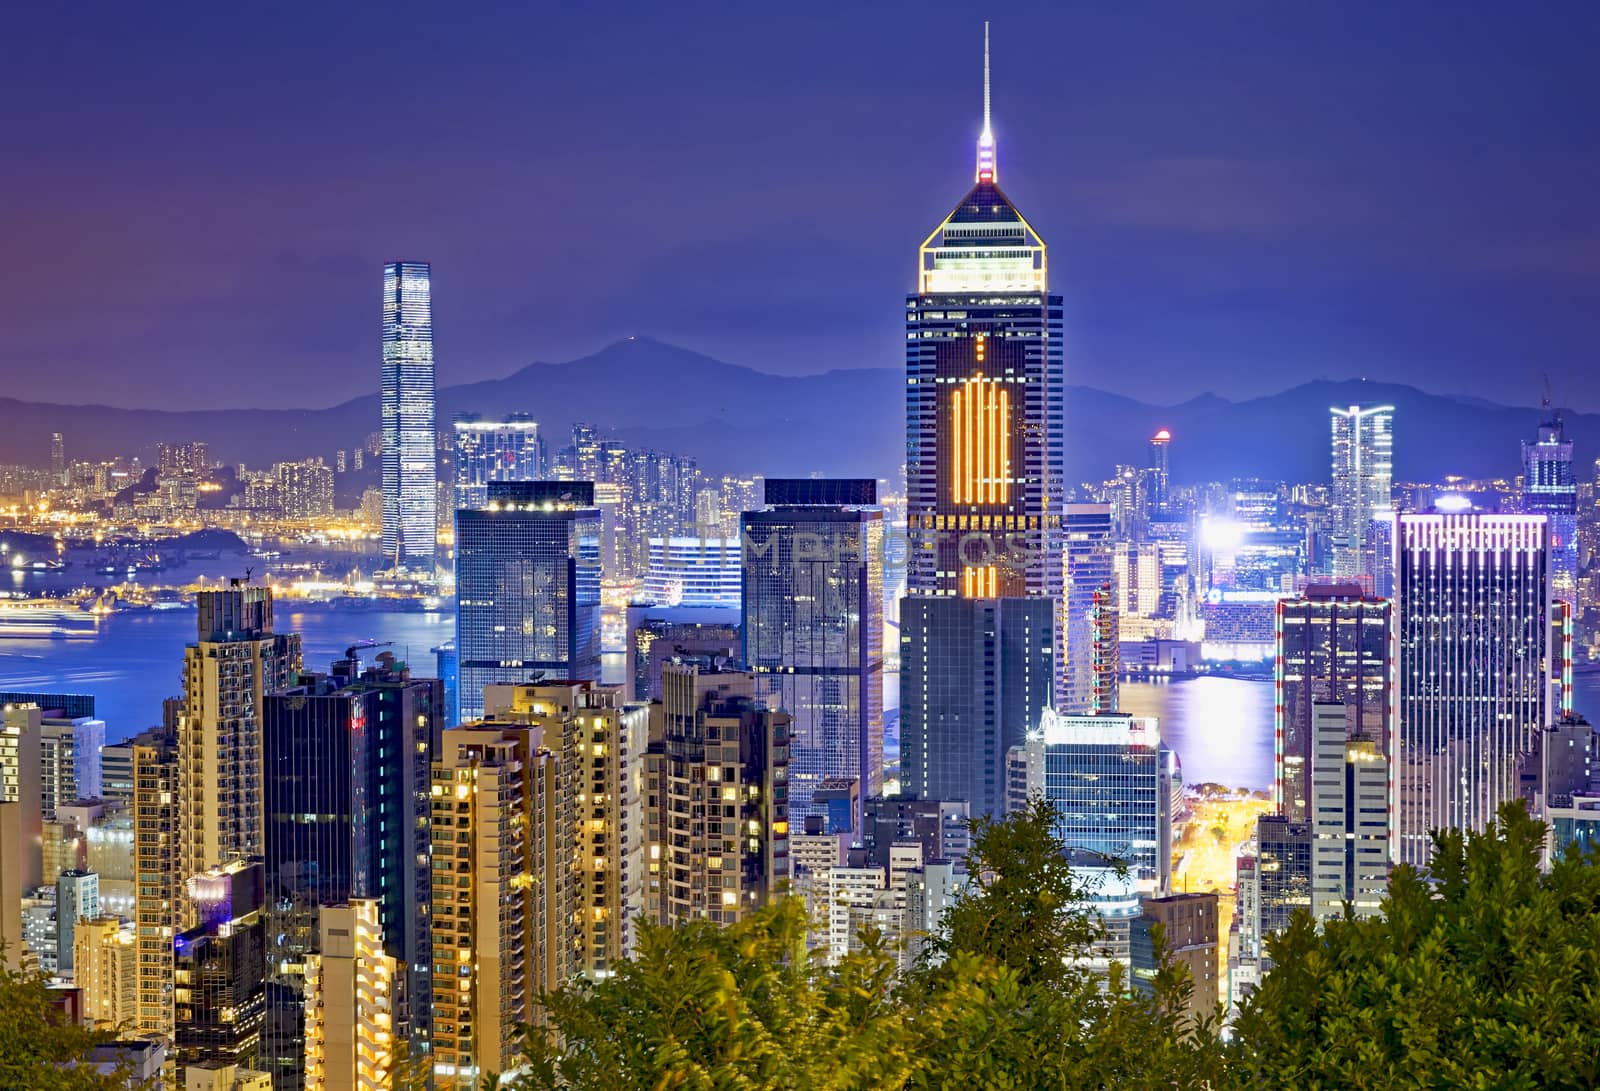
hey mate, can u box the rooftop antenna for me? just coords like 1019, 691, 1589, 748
976, 22, 996, 184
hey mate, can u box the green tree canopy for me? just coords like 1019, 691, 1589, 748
0, 953, 150, 1091
1229, 801, 1600, 1090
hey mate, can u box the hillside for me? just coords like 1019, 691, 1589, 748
0, 338, 1582, 485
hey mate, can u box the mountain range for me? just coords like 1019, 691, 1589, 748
0, 338, 1584, 486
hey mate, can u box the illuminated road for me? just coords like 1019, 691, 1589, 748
1172, 793, 1273, 1006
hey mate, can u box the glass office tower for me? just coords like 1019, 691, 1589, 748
453, 413, 541, 510
1329, 404, 1394, 580
900, 29, 1063, 815
1274, 584, 1394, 825
1522, 412, 1577, 601
381, 261, 439, 570
454, 481, 601, 722
1007, 711, 1176, 894
742, 478, 884, 827
1396, 511, 1551, 866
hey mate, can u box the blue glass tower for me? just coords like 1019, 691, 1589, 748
454, 481, 602, 722
381, 261, 439, 571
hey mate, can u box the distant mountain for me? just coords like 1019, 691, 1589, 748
0, 338, 1582, 485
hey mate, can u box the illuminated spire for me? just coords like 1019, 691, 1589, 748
976, 22, 996, 184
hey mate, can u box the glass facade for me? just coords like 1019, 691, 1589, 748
453, 414, 541, 511
1329, 404, 1394, 580
1012, 712, 1174, 893
381, 261, 438, 570
454, 482, 601, 722
742, 490, 884, 825
900, 596, 1053, 819
1522, 414, 1577, 600
1274, 587, 1394, 824
1063, 504, 1114, 713
643, 537, 742, 608
1396, 513, 1550, 867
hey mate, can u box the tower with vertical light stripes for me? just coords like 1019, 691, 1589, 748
901, 25, 1060, 815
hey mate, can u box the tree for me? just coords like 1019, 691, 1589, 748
923, 795, 1100, 987
507, 896, 916, 1090
908, 796, 1226, 1089
0, 952, 149, 1090
1229, 801, 1600, 1090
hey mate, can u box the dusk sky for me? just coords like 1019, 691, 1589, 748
5, 1, 1600, 411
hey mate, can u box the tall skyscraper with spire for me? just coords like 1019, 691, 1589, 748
1522, 409, 1577, 601
901, 26, 1060, 816
381, 261, 439, 571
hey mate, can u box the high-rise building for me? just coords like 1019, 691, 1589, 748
454, 481, 602, 722
302, 901, 396, 1091
261, 653, 443, 1090
1522, 411, 1578, 601
1130, 892, 1217, 1024
481, 680, 649, 977
1063, 504, 1115, 713
1145, 429, 1172, 518
1308, 702, 1389, 921
904, 28, 1063, 603
1274, 585, 1394, 825
1007, 711, 1177, 894
624, 605, 740, 703
74, 916, 136, 1031
644, 661, 790, 926
742, 478, 884, 826
175, 861, 267, 1079
901, 596, 1053, 819
1234, 816, 1310, 980
276, 459, 335, 520
429, 722, 566, 1089
130, 727, 177, 1037
157, 441, 211, 478
1396, 512, 1552, 867
643, 537, 742, 607
1329, 404, 1394, 579
0, 705, 43, 890
380, 261, 439, 571
40, 714, 104, 820
901, 28, 1064, 794
50, 432, 65, 484
178, 584, 301, 894
56, 868, 98, 975
453, 414, 542, 510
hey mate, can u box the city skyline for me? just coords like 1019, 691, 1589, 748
7, 4, 1600, 411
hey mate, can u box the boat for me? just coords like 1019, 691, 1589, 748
0, 597, 101, 639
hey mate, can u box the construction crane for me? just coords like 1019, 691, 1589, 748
344, 639, 394, 660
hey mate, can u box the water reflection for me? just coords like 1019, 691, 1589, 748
1120, 676, 1275, 792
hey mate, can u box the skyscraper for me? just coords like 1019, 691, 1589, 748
130, 726, 177, 1037
50, 432, 64, 484
481, 679, 649, 977
742, 478, 884, 826
904, 26, 1063, 603
1274, 584, 1394, 826
177, 584, 301, 893
900, 27, 1063, 814
644, 661, 791, 926
429, 722, 567, 1089
1007, 711, 1177, 894
1145, 429, 1172, 518
261, 654, 443, 1090
174, 861, 267, 1080
1063, 504, 1116, 713
1329, 404, 1394, 580
381, 261, 438, 571
454, 481, 602, 721
1308, 702, 1389, 921
1522, 411, 1577, 601
1396, 512, 1552, 866
901, 596, 1053, 819
302, 901, 396, 1091
453, 414, 541, 510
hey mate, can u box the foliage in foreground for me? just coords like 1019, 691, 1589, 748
0, 952, 149, 1090
1231, 801, 1600, 1090
510, 797, 1225, 1089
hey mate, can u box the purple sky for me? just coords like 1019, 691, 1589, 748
4, 1, 1600, 410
